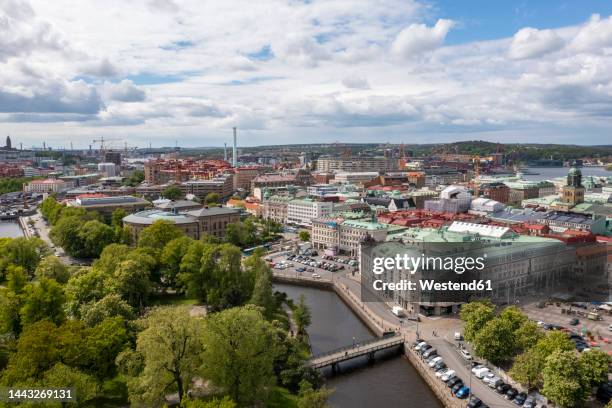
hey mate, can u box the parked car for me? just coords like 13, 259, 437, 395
422, 348, 437, 359
428, 356, 443, 368
505, 388, 518, 400
489, 378, 504, 389
459, 348, 473, 360
433, 361, 446, 371
522, 396, 536, 408
514, 393, 527, 405
496, 383, 510, 394
569, 317, 580, 326
456, 386, 471, 399
472, 366, 490, 379
447, 377, 463, 388
441, 370, 456, 382
451, 382, 464, 394
467, 397, 482, 408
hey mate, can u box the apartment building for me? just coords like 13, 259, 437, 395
286, 199, 333, 226
316, 157, 397, 173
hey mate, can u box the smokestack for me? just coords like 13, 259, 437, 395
232, 127, 237, 167
224, 142, 227, 161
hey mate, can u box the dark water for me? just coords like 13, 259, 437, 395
275, 284, 442, 408
0, 221, 23, 238
521, 166, 610, 181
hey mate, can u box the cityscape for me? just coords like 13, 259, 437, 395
1, 1, 612, 408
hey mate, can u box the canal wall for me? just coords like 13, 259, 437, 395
405, 346, 464, 408
18, 216, 31, 238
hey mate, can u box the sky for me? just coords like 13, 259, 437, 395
1, 0, 612, 149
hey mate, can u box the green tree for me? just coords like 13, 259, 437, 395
514, 320, 543, 353
43, 363, 100, 404
299, 230, 310, 242
204, 192, 220, 205
160, 236, 193, 289
472, 316, 515, 364
162, 185, 183, 200
248, 256, 276, 320
108, 259, 152, 310
64, 268, 108, 318
111, 208, 128, 228
50, 215, 84, 256
20, 278, 66, 326
78, 220, 116, 258
201, 306, 279, 406
6, 264, 28, 294
1, 237, 48, 276
459, 300, 495, 342
579, 349, 610, 388
1, 320, 62, 383
293, 295, 311, 336
35, 256, 70, 284
542, 350, 588, 408
181, 397, 237, 408
80, 294, 135, 326
179, 241, 215, 303
138, 219, 184, 250
298, 382, 333, 408
128, 307, 204, 405
93, 244, 133, 275
0, 290, 22, 335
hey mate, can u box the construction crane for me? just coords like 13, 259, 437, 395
92, 136, 120, 156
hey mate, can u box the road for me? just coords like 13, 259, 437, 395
427, 338, 517, 408
27, 210, 87, 266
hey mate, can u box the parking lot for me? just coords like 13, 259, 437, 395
266, 250, 359, 281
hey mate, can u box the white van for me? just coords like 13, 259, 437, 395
392, 306, 405, 317
472, 366, 491, 379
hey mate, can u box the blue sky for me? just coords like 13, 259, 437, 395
2, 0, 612, 148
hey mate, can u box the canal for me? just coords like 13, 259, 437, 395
0, 221, 24, 238
275, 283, 442, 408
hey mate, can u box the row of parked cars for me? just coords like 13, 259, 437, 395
413, 341, 473, 402
287, 255, 345, 272
321, 255, 359, 267
536, 320, 595, 352
414, 340, 545, 408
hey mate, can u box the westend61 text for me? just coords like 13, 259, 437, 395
372, 279, 493, 292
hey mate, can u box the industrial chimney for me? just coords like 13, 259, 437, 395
224, 142, 228, 161
232, 127, 237, 167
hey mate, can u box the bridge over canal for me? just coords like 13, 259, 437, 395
308, 334, 405, 373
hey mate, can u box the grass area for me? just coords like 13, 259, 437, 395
267, 387, 299, 408
149, 292, 199, 306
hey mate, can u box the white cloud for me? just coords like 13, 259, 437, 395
570, 14, 612, 52
509, 27, 564, 59
391, 19, 454, 58
1, 1, 612, 146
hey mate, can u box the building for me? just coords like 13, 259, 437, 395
307, 184, 339, 197
23, 179, 72, 193
562, 166, 585, 207
479, 182, 510, 204
152, 199, 203, 212
250, 169, 313, 191
234, 166, 266, 191
311, 215, 406, 256
505, 181, 540, 206
316, 157, 397, 173
123, 206, 240, 242
67, 194, 150, 216
469, 197, 505, 215
262, 195, 292, 223
537, 211, 606, 235
424, 185, 472, 213
361, 221, 577, 315
104, 151, 122, 166
97, 162, 118, 177
333, 172, 379, 184
184, 207, 241, 239
286, 199, 333, 226
123, 210, 201, 241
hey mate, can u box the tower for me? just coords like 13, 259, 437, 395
5, 135, 11, 149
562, 166, 584, 207
232, 127, 237, 167
224, 143, 228, 161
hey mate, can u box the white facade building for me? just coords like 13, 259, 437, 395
97, 162, 118, 177
286, 199, 333, 226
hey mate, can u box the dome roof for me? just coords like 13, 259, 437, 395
568, 166, 582, 176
